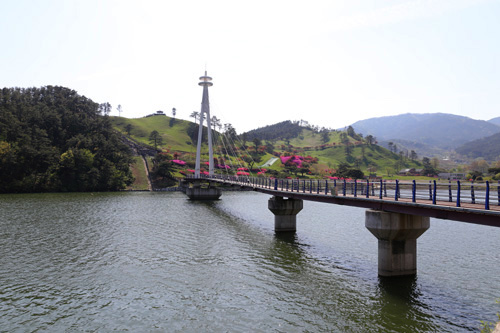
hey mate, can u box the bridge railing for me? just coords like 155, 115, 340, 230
187, 175, 500, 211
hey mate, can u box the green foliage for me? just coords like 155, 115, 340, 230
242, 152, 262, 170
320, 131, 330, 143
111, 115, 196, 152
346, 126, 361, 140
125, 123, 133, 135
422, 157, 438, 176
253, 137, 262, 149
186, 123, 208, 146
488, 167, 500, 175
0, 86, 134, 193
150, 153, 177, 188
334, 162, 365, 179
111, 117, 422, 179
466, 171, 483, 181
243, 120, 303, 141
479, 298, 500, 332
149, 130, 163, 150
456, 132, 500, 161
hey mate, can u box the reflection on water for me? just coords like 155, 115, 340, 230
0, 191, 499, 331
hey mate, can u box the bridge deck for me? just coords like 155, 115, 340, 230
192, 176, 500, 228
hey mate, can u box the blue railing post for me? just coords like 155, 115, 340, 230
456, 181, 461, 207
354, 179, 357, 197
317, 180, 320, 194
471, 181, 475, 204
498, 181, 500, 206
412, 180, 416, 202
379, 179, 383, 199
343, 180, 346, 196
325, 180, 328, 195
432, 180, 437, 205
274, 178, 278, 190
485, 181, 490, 210
286, 180, 289, 191
428, 181, 432, 201
448, 181, 452, 202
309, 179, 312, 194
395, 180, 399, 201
303, 180, 306, 193
366, 180, 369, 198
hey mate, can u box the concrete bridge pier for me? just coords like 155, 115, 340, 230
185, 180, 222, 200
268, 196, 303, 232
365, 210, 430, 277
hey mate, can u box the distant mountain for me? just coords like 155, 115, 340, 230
455, 132, 500, 161
488, 116, 500, 126
350, 113, 500, 153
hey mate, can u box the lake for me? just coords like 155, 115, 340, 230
1, 191, 499, 332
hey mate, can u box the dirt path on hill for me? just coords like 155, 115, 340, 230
141, 154, 153, 191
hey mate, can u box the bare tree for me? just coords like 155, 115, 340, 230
190, 111, 199, 123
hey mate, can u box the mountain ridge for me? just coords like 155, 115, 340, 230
349, 113, 500, 155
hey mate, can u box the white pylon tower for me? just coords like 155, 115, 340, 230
195, 71, 214, 178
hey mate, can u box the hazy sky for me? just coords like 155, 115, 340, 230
2, 0, 499, 132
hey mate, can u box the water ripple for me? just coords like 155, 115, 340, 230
1, 191, 499, 331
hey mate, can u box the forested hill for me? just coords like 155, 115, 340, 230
0, 86, 134, 193
489, 116, 500, 126
243, 120, 303, 141
455, 131, 500, 161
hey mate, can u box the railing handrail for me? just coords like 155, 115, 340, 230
185, 175, 499, 211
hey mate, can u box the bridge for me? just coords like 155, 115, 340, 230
186, 71, 500, 277
185, 175, 500, 276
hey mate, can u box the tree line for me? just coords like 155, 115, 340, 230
0, 86, 134, 193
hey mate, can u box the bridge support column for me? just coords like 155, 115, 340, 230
268, 196, 303, 232
185, 181, 222, 200
365, 210, 429, 277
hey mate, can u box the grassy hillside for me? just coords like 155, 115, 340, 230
111, 115, 196, 152
111, 116, 421, 178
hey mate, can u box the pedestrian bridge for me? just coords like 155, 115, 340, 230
197, 175, 500, 226
184, 175, 500, 276
185, 71, 499, 277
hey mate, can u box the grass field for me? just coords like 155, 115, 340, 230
127, 156, 150, 191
